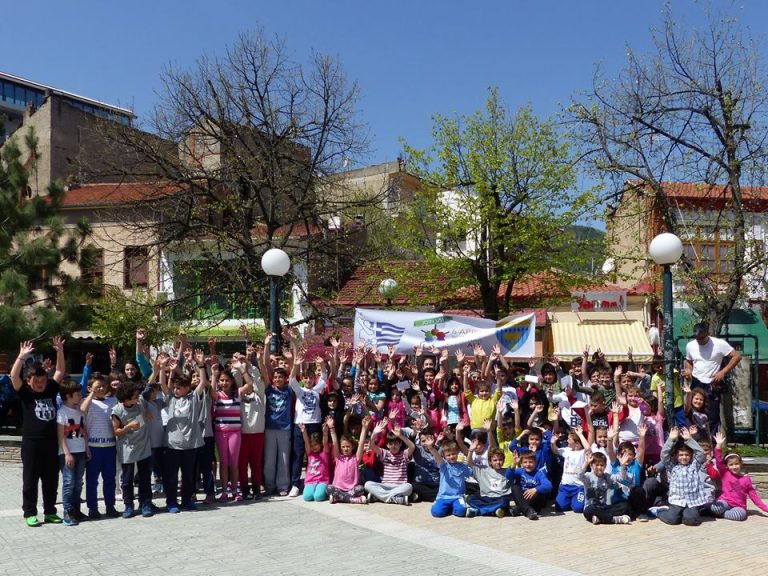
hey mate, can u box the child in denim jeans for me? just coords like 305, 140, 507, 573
57, 380, 90, 526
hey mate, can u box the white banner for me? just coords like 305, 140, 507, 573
353, 309, 536, 357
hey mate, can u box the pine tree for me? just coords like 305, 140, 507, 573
0, 128, 95, 345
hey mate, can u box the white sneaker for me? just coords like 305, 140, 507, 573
288, 486, 300, 498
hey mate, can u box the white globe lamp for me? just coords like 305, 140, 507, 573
379, 278, 398, 298
261, 248, 291, 277
648, 233, 683, 265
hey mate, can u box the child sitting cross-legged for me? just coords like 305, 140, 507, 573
506, 450, 552, 520
364, 418, 415, 505
466, 446, 514, 518
580, 450, 632, 525
656, 426, 708, 526
425, 435, 474, 518
327, 416, 369, 504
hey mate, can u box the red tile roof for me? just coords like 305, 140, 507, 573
442, 308, 549, 325
331, 261, 454, 307
627, 180, 768, 207
61, 182, 183, 207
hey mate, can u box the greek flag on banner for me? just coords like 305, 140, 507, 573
375, 321, 406, 346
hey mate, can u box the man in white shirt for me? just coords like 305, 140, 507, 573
683, 322, 741, 434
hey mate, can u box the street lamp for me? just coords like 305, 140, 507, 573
649, 232, 683, 426
261, 248, 291, 355
379, 278, 398, 307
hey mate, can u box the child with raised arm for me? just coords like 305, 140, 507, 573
112, 379, 154, 519
12, 339, 66, 527
239, 343, 267, 500
467, 447, 514, 517
327, 416, 368, 504
506, 450, 552, 520
299, 421, 331, 502
424, 436, 473, 518
160, 347, 209, 513
657, 427, 709, 526
463, 363, 502, 432
364, 418, 415, 505
80, 371, 120, 519
707, 432, 768, 521
580, 450, 632, 524
57, 380, 90, 525
552, 427, 589, 513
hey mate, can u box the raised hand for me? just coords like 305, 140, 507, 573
52, 336, 65, 351
583, 344, 590, 358
627, 346, 633, 359
136, 328, 146, 341
373, 419, 388, 436
614, 365, 623, 378
528, 357, 536, 369
473, 343, 486, 357
713, 431, 726, 448
109, 346, 117, 365
619, 450, 633, 467
361, 415, 373, 429
194, 348, 205, 365
637, 423, 647, 438
610, 401, 621, 414
669, 427, 680, 441
455, 349, 465, 364
298, 423, 306, 434
325, 416, 336, 430
389, 408, 399, 421
482, 418, 493, 431
681, 427, 692, 440
421, 435, 435, 449
440, 348, 449, 362
18, 340, 35, 358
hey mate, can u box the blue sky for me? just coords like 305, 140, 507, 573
4, 1, 767, 173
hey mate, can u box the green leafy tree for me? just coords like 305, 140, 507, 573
397, 89, 597, 319
0, 130, 94, 346
91, 287, 183, 350
571, 9, 768, 333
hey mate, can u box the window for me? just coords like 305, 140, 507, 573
124, 247, 149, 288
81, 249, 104, 295
682, 231, 734, 276
29, 267, 51, 290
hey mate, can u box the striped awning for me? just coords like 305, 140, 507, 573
551, 321, 655, 362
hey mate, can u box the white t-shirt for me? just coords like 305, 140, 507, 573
686, 336, 734, 384
57, 404, 87, 454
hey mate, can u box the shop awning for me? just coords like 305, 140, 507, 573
551, 320, 654, 362
673, 308, 768, 362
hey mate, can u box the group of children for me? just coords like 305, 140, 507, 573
9, 329, 768, 528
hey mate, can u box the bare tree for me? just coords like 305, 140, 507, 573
570, 8, 768, 333
94, 29, 379, 325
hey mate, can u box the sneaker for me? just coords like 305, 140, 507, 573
613, 515, 631, 525
122, 506, 135, 519
637, 514, 650, 522
278, 490, 289, 497
366, 492, 375, 504
152, 483, 164, 494
44, 514, 63, 524
591, 516, 601, 525
105, 507, 120, 519
233, 492, 243, 503
88, 509, 102, 520
410, 492, 420, 503
243, 492, 254, 501
509, 506, 522, 517
495, 507, 506, 518
180, 502, 198, 512
525, 510, 539, 521
62, 512, 78, 527
390, 495, 410, 506
328, 492, 337, 504
25, 516, 42, 527
166, 505, 180, 514
465, 507, 479, 518
288, 486, 301, 498
73, 510, 88, 522
202, 494, 215, 505
218, 493, 230, 503
357, 495, 369, 505
141, 504, 154, 518
648, 506, 668, 518
252, 491, 263, 501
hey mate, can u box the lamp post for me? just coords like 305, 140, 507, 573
648, 232, 683, 427
379, 278, 398, 307
261, 248, 291, 355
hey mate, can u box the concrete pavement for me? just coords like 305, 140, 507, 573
0, 462, 766, 576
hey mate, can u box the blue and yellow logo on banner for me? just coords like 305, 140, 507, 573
495, 318, 532, 354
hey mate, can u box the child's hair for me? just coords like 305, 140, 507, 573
567, 430, 583, 446
59, 379, 81, 401
347, 414, 362, 431
698, 440, 712, 453
476, 382, 491, 392
422, 368, 436, 377
617, 441, 636, 456
170, 373, 193, 389
273, 367, 288, 378
527, 428, 543, 440
385, 432, 404, 447
124, 359, 143, 382
675, 443, 694, 457
724, 452, 742, 465
116, 380, 139, 402
218, 369, 238, 396
341, 376, 354, 388
591, 391, 606, 404
488, 447, 504, 461
590, 452, 608, 465
597, 366, 612, 376
445, 376, 461, 394
690, 388, 710, 412
519, 450, 536, 462
309, 432, 322, 449
441, 440, 459, 454
540, 363, 557, 376
470, 429, 488, 445
87, 371, 106, 389
109, 371, 125, 385
624, 384, 641, 396
339, 434, 358, 451
570, 356, 582, 366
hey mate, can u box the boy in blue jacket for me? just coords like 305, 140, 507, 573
506, 450, 552, 520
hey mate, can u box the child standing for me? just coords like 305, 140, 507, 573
111, 380, 154, 519
239, 346, 266, 500
708, 432, 768, 520
56, 380, 90, 526
11, 339, 65, 527
80, 373, 120, 520
264, 366, 293, 496
327, 416, 368, 504
364, 418, 415, 504
657, 427, 709, 526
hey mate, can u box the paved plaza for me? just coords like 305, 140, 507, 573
0, 462, 766, 576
